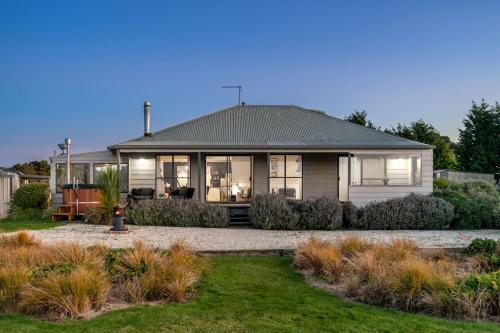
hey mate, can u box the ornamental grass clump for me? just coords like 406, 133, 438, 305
294, 236, 499, 322
0, 231, 204, 321
110, 240, 204, 304
0, 230, 39, 248
294, 237, 343, 282
19, 267, 110, 320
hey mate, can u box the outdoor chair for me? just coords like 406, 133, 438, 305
127, 188, 155, 206
170, 186, 195, 200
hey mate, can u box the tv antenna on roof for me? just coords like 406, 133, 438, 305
222, 85, 242, 105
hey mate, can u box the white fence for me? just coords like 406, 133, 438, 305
434, 169, 497, 185
0, 176, 12, 218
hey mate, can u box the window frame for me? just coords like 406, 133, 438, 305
269, 154, 303, 200
93, 163, 129, 193
55, 163, 90, 193
205, 155, 253, 203
350, 154, 422, 187
159, 155, 191, 192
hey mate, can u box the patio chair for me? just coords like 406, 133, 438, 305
170, 186, 195, 200
127, 188, 155, 206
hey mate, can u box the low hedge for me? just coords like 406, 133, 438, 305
249, 194, 343, 230
126, 200, 229, 228
433, 180, 500, 229
352, 194, 454, 230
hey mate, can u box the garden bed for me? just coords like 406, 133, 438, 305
0, 231, 205, 321
294, 236, 500, 322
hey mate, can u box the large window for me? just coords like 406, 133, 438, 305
156, 155, 190, 196
93, 163, 129, 193
269, 155, 302, 200
351, 154, 422, 186
55, 163, 90, 192
206, 156, 252, 203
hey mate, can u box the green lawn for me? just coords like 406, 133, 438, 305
0, 257, 498, 333
0, 219, 62, 233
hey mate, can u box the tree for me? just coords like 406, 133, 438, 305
386, 120, 457, 170
457, 101, 500, 173
11, 160, 51, 176
345, 110, 378, 129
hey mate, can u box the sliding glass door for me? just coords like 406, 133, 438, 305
206, 156, 252, 203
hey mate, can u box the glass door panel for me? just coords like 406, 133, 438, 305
206, 156, 252, 203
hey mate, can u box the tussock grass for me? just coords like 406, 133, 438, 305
0, 232, 204, 321
294, 236, 499, 322
0, 230, 39, 248
294, 237, 343, 281
111, 240, 204, 304
19, 267, 110, 320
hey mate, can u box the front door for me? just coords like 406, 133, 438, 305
206, 156, 252, 203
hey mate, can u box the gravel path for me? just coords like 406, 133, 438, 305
11, 224, 500, 251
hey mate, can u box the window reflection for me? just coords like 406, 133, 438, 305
269, 155, 302, 200
206, 156, 252, 203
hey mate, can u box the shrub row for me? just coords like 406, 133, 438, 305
127, 199, 229, 228
433, 180, 500, 229
249, 194, 343, 230
352, 194, 455, 230
249, 193, 454, 230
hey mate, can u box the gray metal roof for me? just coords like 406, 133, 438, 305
110, 105, 431, 149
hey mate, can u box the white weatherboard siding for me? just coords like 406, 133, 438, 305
0, 177, 11, 217
348, 148, 433, 206
129, 155, 155, 190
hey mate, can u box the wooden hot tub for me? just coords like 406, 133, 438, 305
62, 184, 103, 215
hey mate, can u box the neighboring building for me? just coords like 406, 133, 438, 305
0, 167, 50, 217
49, 104, 433, 207
434, 169, 498, 186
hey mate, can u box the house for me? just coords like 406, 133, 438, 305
49, 103, 433, 208
0, 167, 50, 217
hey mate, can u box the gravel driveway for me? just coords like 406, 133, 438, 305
12, 224, 500, 251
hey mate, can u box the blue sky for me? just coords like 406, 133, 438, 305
1, 0, 500, 166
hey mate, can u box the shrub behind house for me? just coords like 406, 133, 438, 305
8, 183, 51, 220
433, 180, 500, 229
11, 183, 49, 210
353, 194, 454, 230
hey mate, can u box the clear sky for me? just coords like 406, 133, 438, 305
1, 0, 500, 166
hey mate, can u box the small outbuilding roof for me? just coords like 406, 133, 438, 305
110, 105, 431, 150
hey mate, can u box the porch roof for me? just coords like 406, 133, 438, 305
109, 105, 431, 150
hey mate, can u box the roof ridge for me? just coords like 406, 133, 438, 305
109, 104, 432, 149
297, 106, 427, 146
